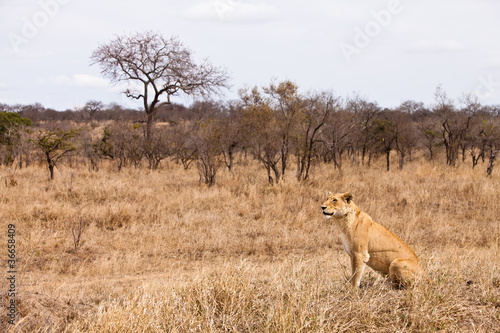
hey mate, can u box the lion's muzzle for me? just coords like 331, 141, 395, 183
321, 206, 334, 220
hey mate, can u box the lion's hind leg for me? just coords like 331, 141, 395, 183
389, 258, 425, 288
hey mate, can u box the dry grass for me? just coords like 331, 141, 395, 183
0, 154, 499, 332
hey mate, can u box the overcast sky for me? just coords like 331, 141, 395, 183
1, 0, 500, 110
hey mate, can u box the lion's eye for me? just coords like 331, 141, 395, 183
332, 199, 337, 202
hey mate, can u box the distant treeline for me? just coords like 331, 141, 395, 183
0, 102, 200, 123
1, 82, 500, 183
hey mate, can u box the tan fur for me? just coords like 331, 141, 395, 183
321, 192, 428, 288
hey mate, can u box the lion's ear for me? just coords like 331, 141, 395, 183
343, 193, 353, 203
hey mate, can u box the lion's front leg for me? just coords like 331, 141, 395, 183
350, 252, 369, 287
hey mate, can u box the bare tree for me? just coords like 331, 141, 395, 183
16, 128, 34, 168
417, 116, 440, 160
123, 125, 145, 168
240, 87, 282, 185
391, 110, 419, 170
481, 116, 500, 176
83, 100, 104, 124
264, 80, 305, 180
240, 82, 336, 183
397, 100, 426, 115
145, 125, 170, 169
321, 107, 355, 172
434, 87, 478, 166
193, 118, 223, 187
104, 122, 143, 170
465, 116, 490, 169
346, 95, 380, 165
67, 207, 89, 251
169, 122, 198, 170
373, 117, 397, 171
487, 148, 498, 176
80, 129, 100, 171
217, 101, 243, 172
91, 31, 230, 142
294, 91, 339, 181
80, 127, 114, 172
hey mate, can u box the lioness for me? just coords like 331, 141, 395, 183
321, 192, 427, 287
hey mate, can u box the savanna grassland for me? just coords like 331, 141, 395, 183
1, 154, 499, 332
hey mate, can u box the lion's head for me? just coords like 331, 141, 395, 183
321, 192, 354, 220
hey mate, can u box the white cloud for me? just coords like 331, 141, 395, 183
185, 1, 279, 23
405, 39, 465, 53
39, 74, 110, 88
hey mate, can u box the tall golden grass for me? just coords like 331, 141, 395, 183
1, 154, 499, 332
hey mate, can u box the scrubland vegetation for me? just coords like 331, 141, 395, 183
0, 151, 499, 332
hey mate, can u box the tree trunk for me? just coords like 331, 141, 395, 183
303, 154, 312, 181
487, 150, 498, 176
271, 163, 281, 185
227, 149, 233, 172
296, 155, 302, 181
266, 165, 274, 185
280, 135, 288, 181
146, 112, 154, 144
386, 149, 390, 171
223, 143, 235, 172
49, 164, 54, 180
399, 151, 405, 171
45, 152, 55, 179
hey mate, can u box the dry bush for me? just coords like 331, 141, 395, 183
0, 153, 499, 332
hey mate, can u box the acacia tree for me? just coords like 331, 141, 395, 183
91, 31, 229, 143
35, 129, 79, 179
